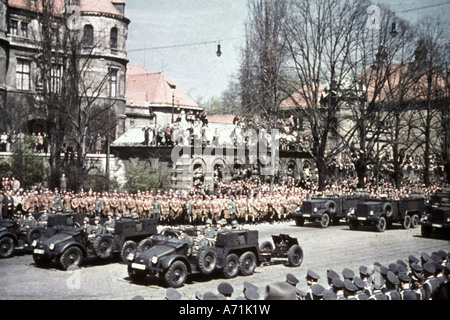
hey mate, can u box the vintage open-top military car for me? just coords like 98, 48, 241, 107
0, 213, 82, 259
125, 228, 303, 288
347, 195, 425, 232
32, 217, 157, 270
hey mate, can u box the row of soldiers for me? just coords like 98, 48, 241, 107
162, 250, 450, 300
12, 190, 301, 225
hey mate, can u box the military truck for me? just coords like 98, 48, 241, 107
0, 213, 82, 259
291, 196, 364, 228
32, 217, 157, 270
125, 228, 265, 288
420, 192, 450, 238
347, 196, 425, 232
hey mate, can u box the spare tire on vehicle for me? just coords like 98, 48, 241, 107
93, 236, 114, 259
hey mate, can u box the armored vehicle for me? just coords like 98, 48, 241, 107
292, 196, 363, 228
347, 197, 425, 232
259, 234, 303, 267
0, 213, 82, 259
32, 217, 157, 270
126, 228, 264, 288
420, 192, 450, 238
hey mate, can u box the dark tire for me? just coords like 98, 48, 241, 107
164, 260, 188, 288
421, 225, 433, 238
93, 236, 114, 259
239, 251, 257, 276
222, 253, 240, 279
295, 218, 305, 226
375, 217, 387, 232
383, 203, 394, 218
27, 228, 44, 244
59, 246, 83, 270
33, 254, 52, 267
348, 219, 359, 230
287, 244, 303, 267
325, 200, 336, 213
120, 240, 137, 261
320, 213, 330, 228
402, 215, 411, 229
137, 238, 153, 252
127, 265, 147, 282
259, 241, 274, 253
0, 236, 15, 259
411, 214, 420, 228
197, 247, 217, 275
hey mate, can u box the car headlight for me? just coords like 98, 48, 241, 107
49, 243, 55, 251
32, 240, 38, 248
369, 210, 374, 216
314, 207, 318, 213
126, 253, 135, 261
348, 208, 355, 216
447, 217, 450, 223
151, 256, 158, 264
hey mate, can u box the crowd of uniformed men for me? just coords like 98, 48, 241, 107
162, 250, 450, 300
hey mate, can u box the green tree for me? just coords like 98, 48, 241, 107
124, 158, 160, 193
9, 137, 46, 189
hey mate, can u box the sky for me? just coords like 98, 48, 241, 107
124, 0, 450, 104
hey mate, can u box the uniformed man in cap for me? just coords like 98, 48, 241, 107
311, 283, 325, 300
331, 278, 345, 300
398, 272, 417, 300
191, 226, 206, 257
23, 210, 37, 230
37, 207, 49, 228
182, 197, 192, 225
265, 281, 297, 300
322, 289, 337, 300
305, 269, 320, 300
384, 271, 401, 300
326, 269, 340, 289
343, 279, 358, 300
87, 216, 106, 241
82, 217, 90, 233
422, 261, 437, 299
342, 267, 355, 281
103, 212, 115, 233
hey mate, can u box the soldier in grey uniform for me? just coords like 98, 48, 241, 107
103, 212, 116, 233
23, 210, 37, 230
37, 207, 49, 228
87, 216, 106, 242
191, 226, 206, 257
151, 197, 161, 220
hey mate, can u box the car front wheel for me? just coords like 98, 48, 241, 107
164, 261, 188, 288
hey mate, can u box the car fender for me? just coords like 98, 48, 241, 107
0, 230, 18, 244
160, 254, 191, 272
59, 241, 87, 257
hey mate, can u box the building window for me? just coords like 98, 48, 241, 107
9, 19, 18, 36
20, 21, 28, 37
110, 27, 118, 49
83, 24, 94, 46
109, 68, 118, 97
50, 64, 62, 94
16, 59, 30, 91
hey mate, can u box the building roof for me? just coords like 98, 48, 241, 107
359, 63, 447, 104
8, 0, 124, 17
279, 83, 326, 110
126, 64, 201, 110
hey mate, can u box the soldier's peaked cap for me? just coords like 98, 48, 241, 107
386, 271, 399, 285
407, 255, 419, 263
423, 262, 436, 274
343, 279, 358, 292
306, 269, 320, 280
165, 288, 182, 300
353, 276, 366, 290
286, 273, 299, 285
311, 284, 325, 297
332, 278, 344, 289
218, 282, 234, 296
398, 272, 411, 283
243, 282, 259, 292
342, 268, 355, 280
326, 269, 340, 280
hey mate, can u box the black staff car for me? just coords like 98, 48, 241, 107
126, 228, 266, 288
0, 213, 82, 259
292, 196, 364, 228
347, 196, 425, 232
32, 217, 157, 270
